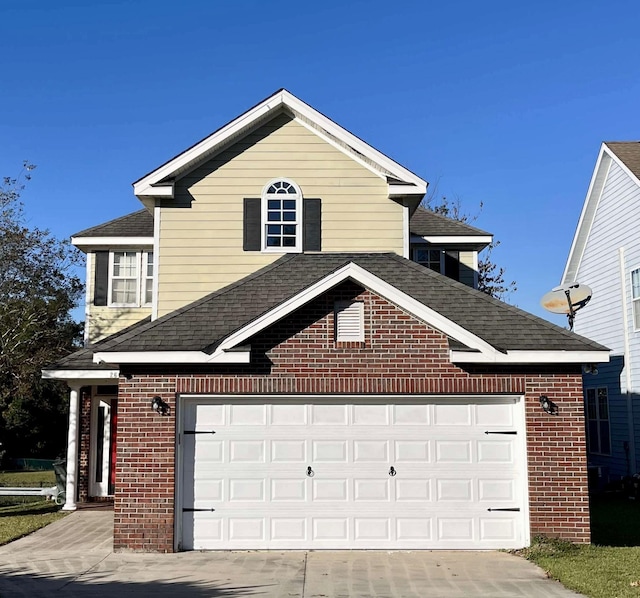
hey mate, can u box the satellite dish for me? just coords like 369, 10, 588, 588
541, 283, 592, 330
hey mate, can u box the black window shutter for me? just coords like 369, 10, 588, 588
94, 251, 109, 306
243, 198, 261, 251
303, 198, 321, 252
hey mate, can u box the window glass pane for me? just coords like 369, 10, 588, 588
634, 299, 640, 329
283, 225, 296, 235
282, 237, 296, 247
267, 225, 281, 235
588, 421, 599, 453
599, 421, 611, 454
586, 390, 596, 420
283, 200, 296, 209
598, 388, 609, 419
268, 199, 280, 209
282, 211, 296, 221
146, 252, 154, 277
113, 252, 137, 277
267, 237, 281, 247
112, 279, 136, 304
145, 279, 153, 304
632, 269, 640, 299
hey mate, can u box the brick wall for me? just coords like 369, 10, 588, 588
113, 283, 589, 551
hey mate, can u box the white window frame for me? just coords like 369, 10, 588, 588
261, 178, 302, 253
335, 300, 365, 342
631, 268, 640, 331
585, 387, 611, 456
107, 250, 154, 308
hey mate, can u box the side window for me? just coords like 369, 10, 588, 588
94, 250, 153, 308
585, 387, 611, 455
262, 179, 302, 252
243, 180, 321, 253
631, 268, 640, 329
413, 248, 460, 281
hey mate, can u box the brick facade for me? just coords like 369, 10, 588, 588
111, 284, 589, 551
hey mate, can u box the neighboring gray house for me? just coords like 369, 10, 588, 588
563, 141, 640, 484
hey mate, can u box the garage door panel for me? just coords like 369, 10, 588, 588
180, 397, 526, 550
270, 403, 307, 425
271, 440, 306, 462
313, 440, 348, 462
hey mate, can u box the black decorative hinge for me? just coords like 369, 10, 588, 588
487, 507, 520, 512
182, 507, 216, 512
484, 431, 517, 435
184, 430, 216, 435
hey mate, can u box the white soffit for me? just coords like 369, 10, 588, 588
133, 89, 427, 198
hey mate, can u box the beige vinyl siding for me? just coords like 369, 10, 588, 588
85, 251, 152, 343
459, 250, 477, 287
157, 113, 401, 316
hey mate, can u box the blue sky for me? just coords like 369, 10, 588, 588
2, 0, 639, 326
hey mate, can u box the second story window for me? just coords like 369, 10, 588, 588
632, 268, 640, 330
413, 248, 460, 281
262, 179, 302, 252
106, 250, 153, 307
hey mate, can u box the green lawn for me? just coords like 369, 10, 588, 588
0, 470, 66, 545
521, 496, 640, 598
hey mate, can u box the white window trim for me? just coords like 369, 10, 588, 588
107, 250, 154, 308
261, 178, 303, 253
631, 267, 640, 332
586, 387, 611, 456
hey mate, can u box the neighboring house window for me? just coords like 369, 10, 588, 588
263, 179, 302, 252
243, 181, 321, 253
585, 387, 611, 455
631, 268, 640, 329
335, 300, 364, 342
102, 250, 153, 307
413, 248, 460, 281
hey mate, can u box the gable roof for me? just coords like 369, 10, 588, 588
132, 89, 428, 200
50, 252, 605, 370
563, 142, 640, 284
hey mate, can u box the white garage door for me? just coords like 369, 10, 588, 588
179, 396, 527, 550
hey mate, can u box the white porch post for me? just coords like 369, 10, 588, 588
62, 385, 81, 511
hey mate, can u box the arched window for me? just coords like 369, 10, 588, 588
262, 178, 302, 252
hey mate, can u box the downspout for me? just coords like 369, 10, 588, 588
62, 384, 81, 511
619, 247, 637, 473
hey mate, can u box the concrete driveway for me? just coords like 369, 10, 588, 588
0, 510, 585, 597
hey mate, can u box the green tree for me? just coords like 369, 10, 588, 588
422, 193, 517, 301
0, 163, 83, 459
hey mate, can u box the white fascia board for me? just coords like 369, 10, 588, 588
42, 369, 120, 380
92, 349, 251, 364
209, 262, 499, 362
388, 184, 427, 196
135, 183, 175, 199
71, 236, 153, 247
133, 94, 282, 195
415, 235, 493, 245
133, 89, 428, 196
561, 145, 610, 285
451, 349, 610, 364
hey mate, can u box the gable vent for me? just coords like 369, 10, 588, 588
335, 300, 364, 342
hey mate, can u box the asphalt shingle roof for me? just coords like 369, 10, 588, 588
605, 142, 640, 180
72, 210, 154, 238
409, 206, 492, 237
55, 253, 605, 369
